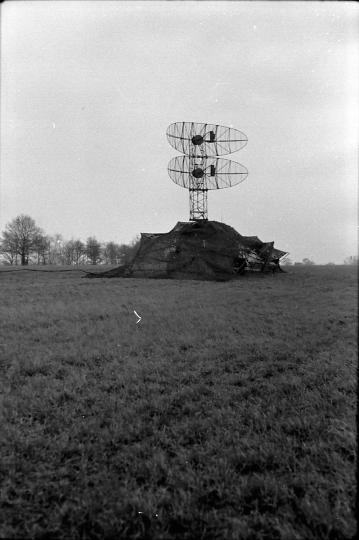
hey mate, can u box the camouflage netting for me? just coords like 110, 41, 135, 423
86, 221, 287, 281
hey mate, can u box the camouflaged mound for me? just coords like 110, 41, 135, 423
85, 221, 287, 281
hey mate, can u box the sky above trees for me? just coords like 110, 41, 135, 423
1, 1, 357, 263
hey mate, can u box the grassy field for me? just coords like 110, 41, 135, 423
0, 265, 357, 539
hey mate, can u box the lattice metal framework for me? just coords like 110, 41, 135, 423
189, 180, 207, 221
167, 121, 248, 221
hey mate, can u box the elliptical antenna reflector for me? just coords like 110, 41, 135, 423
168, 156, 248, 190
167, 121, 247, 157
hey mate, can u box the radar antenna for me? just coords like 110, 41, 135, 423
167, 121, 248, 221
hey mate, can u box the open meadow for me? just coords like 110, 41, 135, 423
0, 265, 357, 539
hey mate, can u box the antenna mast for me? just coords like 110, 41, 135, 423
189, 182, 207, 220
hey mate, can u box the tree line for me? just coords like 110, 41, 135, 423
1, 214, 357, 267
0, 214, 140, 266
281, 256, 358, 266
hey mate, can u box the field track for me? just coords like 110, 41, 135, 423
0, 265, 356, 539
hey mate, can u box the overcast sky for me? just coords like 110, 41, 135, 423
1, 1, 358, 263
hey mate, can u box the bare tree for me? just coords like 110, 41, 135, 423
302, 258, 315, 266
0, 231, 19, 265
103, 241, 121, 265
63, 240, 77, 265
86, 236, 101, 265
33, 233, 51, 265
58, 238, 86, 265
1, 215, 42, 265
47, 234, 65, 265
73, 240, 85, 265
118, 236, 141, 265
